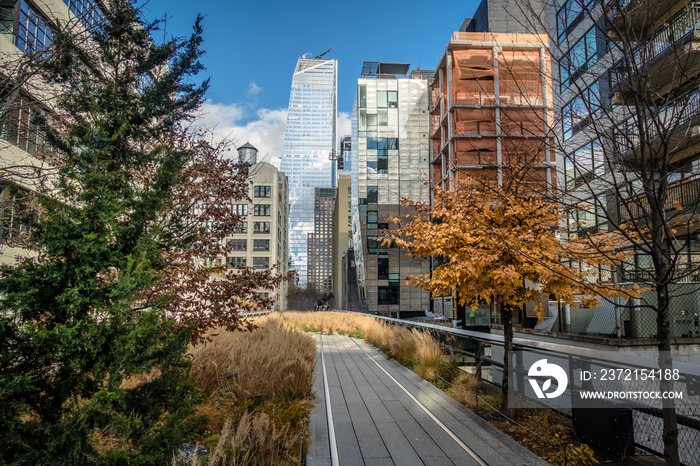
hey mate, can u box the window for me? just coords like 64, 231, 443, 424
228, 238, 247, 251
233, 221, 247, 234
358, 84, 366, 108
367, 236, 388, 255
560, 28, 598, 90
378, 255, 389, 280
254, 186, 271, 198
568, 197, 608, 235
367, 186, 378, 205
561, 81, 600, 140
377, 155, 388, 174
377, 90, 398, 108
0, 94, 48, 155
253, 221, 270, 234
15, 1, 54, 56
0, 1, 14, 42
378, 284, 399, 305
253, 239, 269, 251
253, 257, 269, 269
226, 257, 246, 267
367, 137, 399, 150
254, 204, 270, 216
556, 0, 593, 44
0, 183, 30, 244
231, 204, 248, 216
565, 139, 604, 189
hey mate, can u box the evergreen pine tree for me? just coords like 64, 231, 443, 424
0, 1, 213, 462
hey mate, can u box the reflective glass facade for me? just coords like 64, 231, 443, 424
351, 72, 431, 316
280, 58, 337, 285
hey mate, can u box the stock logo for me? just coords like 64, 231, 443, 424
528, 359, 568, 399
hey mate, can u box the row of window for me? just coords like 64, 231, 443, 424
1, 0, 106, 58
65, 0, 106, 30
232, 221, 271, 234
15, 0, 53, 56
358, 86, 400, 109
254, 186, 271, 198
227, 238, 270, 251
0, 94, 47, 156
226, 256, 270, 268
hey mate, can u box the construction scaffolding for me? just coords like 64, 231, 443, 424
431, 32, 555, 190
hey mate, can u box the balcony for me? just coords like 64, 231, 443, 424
611, 3, 700, 96
614, 85, 700, 160
607, 0, 681, 33
620, 176, 700, 220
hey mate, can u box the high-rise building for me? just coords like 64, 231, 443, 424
351, 62, 432, 317
224, 143, 289, 310
280, 57, 337, 285
307, 187, 335, 292
550, 0, 700, 343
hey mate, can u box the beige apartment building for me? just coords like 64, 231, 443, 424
225, 143, 289, 311
1, 0, 108, 265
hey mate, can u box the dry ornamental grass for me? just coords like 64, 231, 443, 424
182, 315, 315, 466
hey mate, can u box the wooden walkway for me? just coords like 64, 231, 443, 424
306, 333, 549, 466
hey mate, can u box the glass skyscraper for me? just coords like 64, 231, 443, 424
280, 58, 337, 285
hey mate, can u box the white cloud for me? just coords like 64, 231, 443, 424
194, 101, 287, 165
193, 104, 354, 168
337, 111, 351, 140
247, 82, 263, 96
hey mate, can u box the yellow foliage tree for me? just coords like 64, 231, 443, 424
386, 178, 640, 414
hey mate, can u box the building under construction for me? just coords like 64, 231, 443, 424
430, 32, 554, 191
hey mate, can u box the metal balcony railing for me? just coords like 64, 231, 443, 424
611, 3, 700, 85
614, 85, 700, 152
621, 176, 700, 220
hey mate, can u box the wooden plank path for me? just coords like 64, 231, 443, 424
306, 333, 549, 466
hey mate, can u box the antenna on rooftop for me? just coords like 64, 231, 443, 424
315, 47, 333, 59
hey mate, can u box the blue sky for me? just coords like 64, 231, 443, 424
141, 0, 479, 162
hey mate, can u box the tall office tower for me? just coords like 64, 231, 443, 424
307, 187, 335, 292
280, 57, 337, 285
351, 62, 432, 317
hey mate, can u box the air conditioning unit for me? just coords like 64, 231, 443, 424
572, 395, 635, 456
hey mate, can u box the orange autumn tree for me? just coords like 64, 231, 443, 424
386, 178, 640, 413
